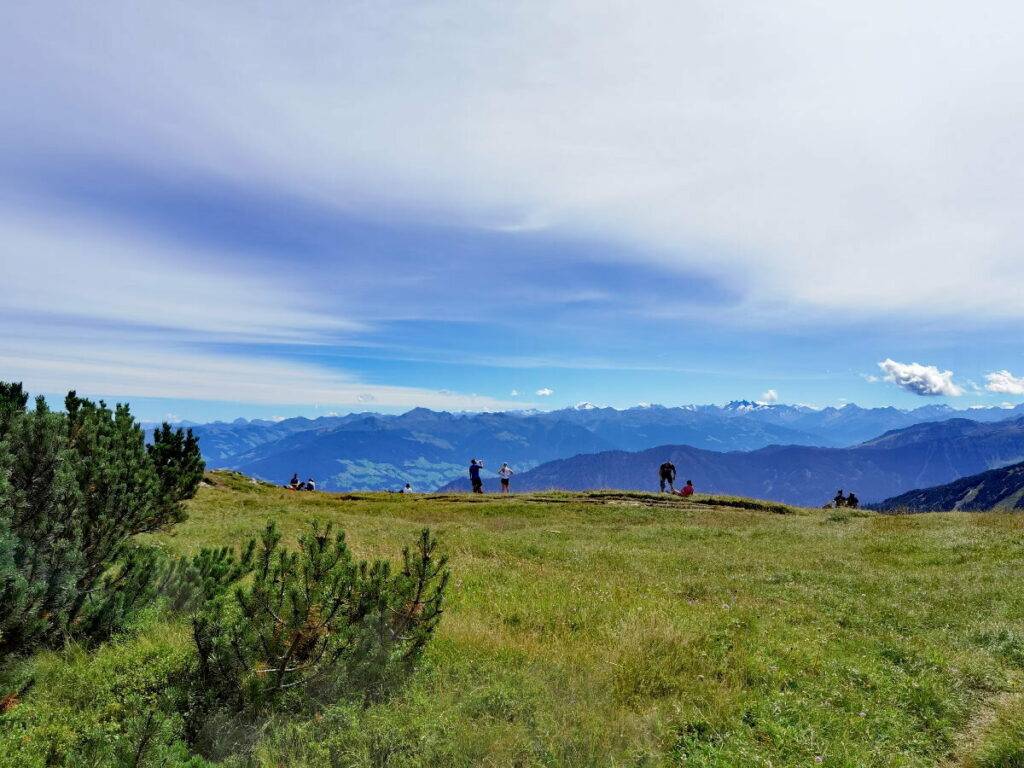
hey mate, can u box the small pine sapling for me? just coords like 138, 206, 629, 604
191, 522, 449, 715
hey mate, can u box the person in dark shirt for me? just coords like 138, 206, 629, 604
833, 490, 846, 508
846, 492, 859, 509
469, 459, 484, 493
289, 473, 300, 489
659, 461, 677, 493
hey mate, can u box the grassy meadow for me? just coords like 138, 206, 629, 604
3, 471, 1024, 767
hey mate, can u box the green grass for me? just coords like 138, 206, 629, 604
4, 471, 1024, 766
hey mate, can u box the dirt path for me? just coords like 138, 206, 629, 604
938, 691, 1018, 767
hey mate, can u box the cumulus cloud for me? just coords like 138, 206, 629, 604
510, 389, 520, 396
759, 389, 780, 404
877, 359, 964, 397
536, 388, 554, 396
985, 370, 1024, 395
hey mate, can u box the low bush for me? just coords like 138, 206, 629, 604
0, 617, 207, 768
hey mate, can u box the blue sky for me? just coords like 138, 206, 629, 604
2, 1, 1024, 422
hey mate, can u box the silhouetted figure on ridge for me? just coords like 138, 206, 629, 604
469, 459, 483, 493
659, 461, 677, 493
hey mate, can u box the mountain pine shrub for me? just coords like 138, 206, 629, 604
0, 382, 205, 657
191, 522, 449, 716
76, 542, 256, 644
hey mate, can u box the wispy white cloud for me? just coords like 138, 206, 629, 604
509, 389, 520, 396
4, 0, 1024, 413
4, 1, 1023, 321
877, 359, 964, 397
0, 330, 526, 410
985, 370, 1024, 396
0, 205, 359, 341
535, 388, 554, 396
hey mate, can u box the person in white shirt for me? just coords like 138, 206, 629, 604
401, 483, 413, 493
498, 463, 514, 493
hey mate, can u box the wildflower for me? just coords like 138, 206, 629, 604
859, 711, 867, 717
815, 757, 823, 763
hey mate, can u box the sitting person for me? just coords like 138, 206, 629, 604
833, 489, 846, 508
305, 478, 316, 491
846, 492, 859, 509
289, 473, 300, 489
677, 480, 695, 497
400, 483, 413, 493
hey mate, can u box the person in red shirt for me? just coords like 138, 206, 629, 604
678, 480, 695, 497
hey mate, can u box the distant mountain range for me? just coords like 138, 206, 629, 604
442, 417, 1024, 507
872, 461, 1024, 512
224, 410, 614, 492
183, 401, 1024, 493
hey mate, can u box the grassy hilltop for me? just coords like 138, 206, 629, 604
4, 471, 1024, 767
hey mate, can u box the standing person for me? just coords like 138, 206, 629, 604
659, 460, 677, 493
678, 480, 695, 497
498, 462, 514, 493
469, 459, 484, 493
